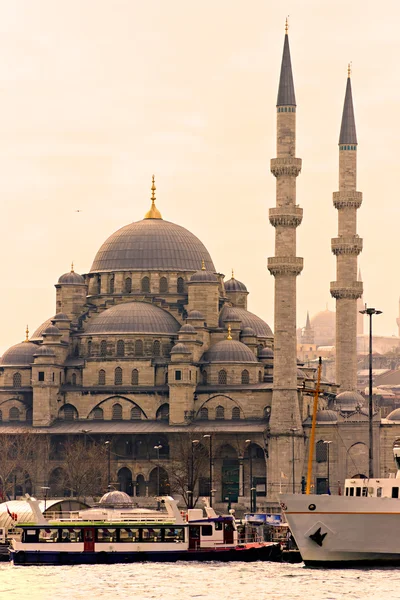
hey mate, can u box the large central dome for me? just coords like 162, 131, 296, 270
90, 219, 215, 273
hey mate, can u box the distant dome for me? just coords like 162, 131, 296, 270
43, 325, 61, 336
187, 310, 204, 320
316, 410, 338, 422
83, 302, 180, 335
58, 270, 85, 285
0, 342, 38, 366
387, 408, 400, 421
225, 277, 247, 292
90, 219, 215, 273
171, 343, 191, 355
259, 347, 273, 358
241, 327, 256, 337
202, 339, 258, 363
310, 309, 335, 347
179, 324, 196, 334
335, 390, 364, 412
219, 306, 272, 339
190, 269, 218, 283
98, 490, 133, 507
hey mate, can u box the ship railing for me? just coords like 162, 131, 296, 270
46, 511, 176, 524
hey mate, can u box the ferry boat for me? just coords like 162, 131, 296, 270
10, 492, 281, 565
280, 444, 400, 567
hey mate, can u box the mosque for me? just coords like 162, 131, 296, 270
2, 27, 400, 509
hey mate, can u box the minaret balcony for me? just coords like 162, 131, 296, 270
270, 157, 302, 178
330, 281, 363, 300
267, 256, 303, 276
331, 236, 363, 256
333, 191, 362, 209
269, 206, 303, 228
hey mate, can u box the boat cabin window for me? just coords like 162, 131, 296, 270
356, 487, 361, 497
60, 528, 81, 543
377, 487, 382, 497
142, 528, 163, 543
345, 487, 349, 496
392, 487, 399, 498
39, 528, 60, 543
96, 528, 117, 542
165, 528, 185, 543
214, 521, 223, 531
119, 528, 137, 542
201, 525, 213, 536
23, 529, 39, 543
349, 487, 354, 496
362, 487, 368, 497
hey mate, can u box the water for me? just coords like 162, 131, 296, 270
1, 562, 400, 600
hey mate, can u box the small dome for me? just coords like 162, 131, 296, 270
52, 313, 70, 322
98, 490, 133, 507
30, 318, 53, 341
335, 390, 364, 412
179, 324, 196, 334
202, 339, 258, 363
58, 271, 85, 285
387, 408, 400, 421
190, 270, 218, 283
187, 310, 205, 320
84, 302, 180, 335
34, 346, 56, 357
225, 277, 247, 292
316, 409, 338, 422
221, 307, 242, 323
259, 347, 273, 358
219, 306, 272, 338
0, 342, 38, 366
171, 343, 191, 355
241, 327, 256, 337
43, 325, 61, 336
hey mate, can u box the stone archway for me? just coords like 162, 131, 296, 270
215, 444, 239, 504
118, 467, 133, 495
148, 467, 169, 496
347, 442, 368, 478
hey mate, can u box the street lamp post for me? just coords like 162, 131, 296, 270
105, 441, 111, 490
154, 444, 162, 496
40, 486, 50, 512
359, 305, 382, 478
189, 440, 199, 509
81, 429, 91, 450
203, 434, 213, 507
323, 441, 332, 494
290, 428, 298, 494
245, 440, 254, 513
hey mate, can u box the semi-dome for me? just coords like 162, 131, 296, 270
190, 269, 218, 283
219, 306, 272, 339
187, 310, 204, 320
387, 408, 400, 421
259, 347, 273, 358
335, 390, 364, 412
241, 327, 256, 337
171, 343, 191, 354
52, 313, 70, 322
90, 219, 215, 274
225, 277, 247, 292
83, 302, 181, 335
43, 325, 61, 336
179, 324, 196, 334
0, 342, 38, 366
316, 409, 338, 422
58, 270, 85, 285
202, 339, 258, 363
98, 490, 133, 507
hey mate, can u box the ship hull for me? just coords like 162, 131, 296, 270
280, 493, 400, 567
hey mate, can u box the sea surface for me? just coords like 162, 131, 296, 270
1, 561, 400, 600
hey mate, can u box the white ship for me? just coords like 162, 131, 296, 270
280, 445, 400, 567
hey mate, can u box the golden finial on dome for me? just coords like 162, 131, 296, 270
348, 62, 351, 78
285, 16, 289, 34
201, 259, 206, 271
71, 261, 74, 273
144, 175, 162, 219
232, 268, 235, 279
227, 325, 232, 341
25, 325, 29, 342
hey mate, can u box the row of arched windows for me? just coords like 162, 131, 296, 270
91, 403, 143, 421
57, 402, 169, 422
98, 368, 139, 386
106, 276, 185, 295
209, 369, 263, 385
96, 339, 162, 358
199, 406, 241, 420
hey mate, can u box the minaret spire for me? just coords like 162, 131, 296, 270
339, 66, 357, 146
276, 21, 296, 108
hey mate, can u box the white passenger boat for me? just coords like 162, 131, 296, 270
9, 492, 281, 565
281, 444, 400, 567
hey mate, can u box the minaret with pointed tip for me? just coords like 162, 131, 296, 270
330, 66, 363, 391
267, 22, 303, 496
302, 311, 315, 344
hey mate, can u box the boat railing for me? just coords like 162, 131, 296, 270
45, 511, 176, 524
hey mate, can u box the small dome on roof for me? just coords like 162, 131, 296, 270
187, 310, 204, 320
259, 347, 273, 358
43, 325, 61, 336
241, 327, 256, 337
225, 277, 247, 292
84, 302, 180, 335
316, 410, 338, 422
335, 390, 364, 412
98, 490, 133, 507
221, 307, 242, 323
0, 342, 37, 366
202, 339, 258, 363
190, 269, 218, 283
179, 324, 196, 334
34, 346, 56, 357
387, 408, 400, 421
171, 343, 191, 355
219, 306, 272, 338
58, 269, 85, 285
52, 313, 70, 322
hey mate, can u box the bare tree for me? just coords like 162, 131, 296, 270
55, 438, 109, 499
168, 434, 209, 508
0, 433, 37, 500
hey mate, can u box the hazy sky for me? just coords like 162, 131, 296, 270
0, 0, 398, 354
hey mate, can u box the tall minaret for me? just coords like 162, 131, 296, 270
267, 22, 303, 496
330, 66, 363, 391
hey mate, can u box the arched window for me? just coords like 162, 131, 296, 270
263, 406, 271, 421
131, 406, 142, 420
112, 403, 123, 420
9, 407, 20, 421
316, 440, 328, 463
116, 340, 125, 357
258, 370, 263, 383
156, 404, 169, 421
141, 276, 150, 293
241, 370, 250, 384
232, 407, 241, 420
100, 340, 107, 357
216, 406, 225, 420
109, 275, 115, 294
92, 407, 104, 420
202, 370, 208, 385
159, 277, 168, 293
13, 372, 22, 387
71, 373, 77, 386
59, 404, 78, 421
218, 370, 227, 385
199, 407, 208, 420
177, 277, 185, 294
135, 339, 144, 356
125, 277, 132, 293
153, 340, 161, 357
98, 369, 106, 385
87, 340, 92, 356
131, 369, 139, 385
114, 367, 123, 385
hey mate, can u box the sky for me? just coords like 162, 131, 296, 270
0, 0, 399, 355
